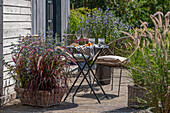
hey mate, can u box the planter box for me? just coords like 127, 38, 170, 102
128, 85, 147, 108
15, 88, 65, 107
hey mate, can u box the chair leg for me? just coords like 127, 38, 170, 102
111, 68, 114, 90
118, 67, 122, 97
90, 64, 98, 94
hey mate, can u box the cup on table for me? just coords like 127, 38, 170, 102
88, 38, 95, 45
75, 30, 81, 40
82, 28, 88, 39
98, 38, 105, 47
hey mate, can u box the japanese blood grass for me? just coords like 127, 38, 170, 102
5, 34, 76, 94
122, 11, 170, 113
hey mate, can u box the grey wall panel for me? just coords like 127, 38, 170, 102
0, 1, 3, 96
32, 0, 46, 35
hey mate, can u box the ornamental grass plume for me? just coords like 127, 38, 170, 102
122, 11, 170, 113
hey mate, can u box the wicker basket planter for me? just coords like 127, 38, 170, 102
15, 87, 65, 107
128, 85, 148, 108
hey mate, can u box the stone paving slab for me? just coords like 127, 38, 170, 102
0, 69, 146, 113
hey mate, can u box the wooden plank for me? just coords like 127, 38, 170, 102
61, 0, 70, 40
0, 0, 2, 6
1, 0, 32, 100
42, 0, 46, 35
0, 89, 16, 105
3, 62, 15, 72
3, 37, 20, 47
39, 0, 42, 33
0, 6, 2, 44
4, 14, 31, 22
3, 84, 16, 96
3, 71, 13, 81
3, 45, 18, 55
0, 1, 3, 96
3, 22, 31, 29
54, 0, 61, 38
3, 0, 31, 7
37, 0, 40, 34
32, 0, 46, 35
3, 63, 15, 80
3, 6, 31, 14
31, 0, 37, 34
3, 29, 31, 38
3, 77, 15, 88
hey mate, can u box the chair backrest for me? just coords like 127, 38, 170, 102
101, 36, 140, 60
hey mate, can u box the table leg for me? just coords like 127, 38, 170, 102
89, 68, 109, 99
63, 54, 89, 102
63, 71, 81, 102
72, 76, 85, 103
72, 69, 101, 104
83, 50, 109, 99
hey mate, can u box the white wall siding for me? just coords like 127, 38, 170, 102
0, 0, 3, 97
1, 0, 32, 105
0, 0, 70, 105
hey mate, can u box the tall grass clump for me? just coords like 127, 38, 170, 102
124, 11, 170, 113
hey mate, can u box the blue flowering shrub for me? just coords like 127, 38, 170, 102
69, 7, 132, 43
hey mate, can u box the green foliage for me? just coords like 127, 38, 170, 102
71, 0, 169, 28
126, 12, 170, 113
69, 7, 131, 44
69, 7, 88, 34
70, 0, 109, 10
4, 32, 75, 92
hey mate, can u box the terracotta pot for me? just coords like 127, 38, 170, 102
15, 87, 65, 107
128, 85, 148, 108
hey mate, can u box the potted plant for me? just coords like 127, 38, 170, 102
127, 48, 148, 108
5, 33, 76, 107
125, 11, 170, 112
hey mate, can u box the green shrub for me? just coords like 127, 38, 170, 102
71, 0, 169, 28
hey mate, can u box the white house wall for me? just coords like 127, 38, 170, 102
0, 0, 3, 97
0, 0, 70, 105
1, 0, 31, 105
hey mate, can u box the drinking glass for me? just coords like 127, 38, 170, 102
98, 38, 105, 46
82, 28, 88, 39
75, 30, 81, 40
89, 38, 95, 44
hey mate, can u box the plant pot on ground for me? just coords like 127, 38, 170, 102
15, 87, 64, 107
5, 34, 76, 107
128, 85, 148, 108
